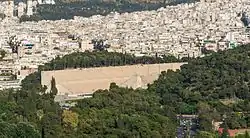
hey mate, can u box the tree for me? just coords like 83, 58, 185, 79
195, 131, 216, 138
50, 77, 58, 98
244, 131, 250, 138
0, 122, 40, 138
0, 50, 6, 60
62, 110, 79, 128
16, 122, 40, 138
109, 82, 119, 90
19, 15, 41, 22
199, 114, 213, 132
41, 112, 62, 138
0, 13, 5, 19
4, 44, 250, 137
0, 122, 17, 137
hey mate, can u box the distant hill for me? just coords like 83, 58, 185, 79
33, 0, 197, 20
55, 0, 196, 4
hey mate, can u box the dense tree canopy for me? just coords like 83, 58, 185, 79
36, 0, 197, 20
38, 50, 182, 71
73, 85, 177, 137
0, 51, 180, 137
0, 49, 6, 60
148, 45, 250, 131
2, 45, 250, 137
19, 15, 42, 23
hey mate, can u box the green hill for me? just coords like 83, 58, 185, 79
33, 0, 197, 20
3, 44, 250, 137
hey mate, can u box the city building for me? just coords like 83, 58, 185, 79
0, 0, 250, 89
26, 0, 33, 16
17, 2, 26, 17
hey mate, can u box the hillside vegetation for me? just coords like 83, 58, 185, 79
2, 45, 250, 137
35, 0, 197, 20
39, 51, 182, 71
56, 0, 194, 4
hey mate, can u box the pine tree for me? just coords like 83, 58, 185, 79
50, 77, 58, 98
